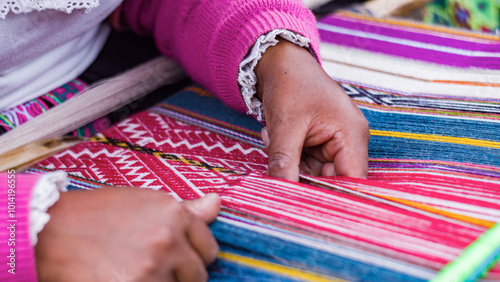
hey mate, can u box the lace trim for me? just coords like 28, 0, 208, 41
238, 29, 313, 122
0, 0, 99, 19
30, 171, 68, 245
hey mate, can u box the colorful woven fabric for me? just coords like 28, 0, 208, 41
318, 11, 500, 70
0, 79, 111, 137
317, 10, 500, 105
27, 83, 500, 281
424, 0, 500, 33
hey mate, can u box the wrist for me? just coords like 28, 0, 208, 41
254, 39, 318, 101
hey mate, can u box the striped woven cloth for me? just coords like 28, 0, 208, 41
27, 81, 500, 280
318, 11, 500, 69
317, 11, 500, 101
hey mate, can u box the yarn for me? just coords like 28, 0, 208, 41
28, 83, 500, 280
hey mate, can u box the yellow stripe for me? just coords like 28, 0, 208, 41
366, 193, 495, 228
218, 252, 345, 282
370, 130, 500, 149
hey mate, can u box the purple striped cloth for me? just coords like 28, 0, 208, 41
318, 12, 500, 70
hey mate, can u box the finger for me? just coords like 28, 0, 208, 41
266, 121, 308, 182
302, 146, 335, 177
173, 241, 209, 282
303, 146, 329, 163
183, 193, 220, 223
261, 127, 270, 148
322, 129, 369, 178
321, 162, 336, 177
299, 156, 323, 176
186, 216, 219, 265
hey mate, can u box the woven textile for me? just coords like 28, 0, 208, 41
317, 10, 500, 111
0, 79, 111, 137
318, 11, 500, 70
27, 83, 500, 281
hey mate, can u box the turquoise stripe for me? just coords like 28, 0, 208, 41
363, 109, 500, 143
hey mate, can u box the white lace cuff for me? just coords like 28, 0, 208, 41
238, 29, 313, 122
0, 0, 100, 19
30, 171, 68, 245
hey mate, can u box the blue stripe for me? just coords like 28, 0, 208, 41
162, 88, 264, 133
363, 109, 500, 142
209, 260, 302, 282
210, 220, 427, 282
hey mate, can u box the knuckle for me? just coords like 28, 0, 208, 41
359, 118, 371, 141
177, 204, 195, 226
347, 112, 370, 143
333, 131, 348, 148
268, 152, 294, 170
359, 116, 370, 132
150, 226, 177, 250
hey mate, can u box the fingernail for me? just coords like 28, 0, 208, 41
261, 127, 270, 148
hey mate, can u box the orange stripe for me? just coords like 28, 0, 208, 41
431, 80, 500, 87
364, 191, 495, 228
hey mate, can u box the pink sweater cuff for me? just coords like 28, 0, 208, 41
0, 172, 39, 281
208, 4, 321, 113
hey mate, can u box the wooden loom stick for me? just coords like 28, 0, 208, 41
361, 0, 432, 18
431, 224, 500, 282
0, 57, 186, 163
0, 136, 85, 172
302, 0, 331, 10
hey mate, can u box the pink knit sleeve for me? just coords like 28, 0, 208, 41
0, 172, 38, 281
121, 0, 320, 113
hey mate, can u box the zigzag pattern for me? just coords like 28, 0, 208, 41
39, 144, 166, 188
113, 152, 163, 190
38, 112, 268, 192
111, 112, 267, 157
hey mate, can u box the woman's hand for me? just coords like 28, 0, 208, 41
36, 188, 220, 281
256, 39, 370, 182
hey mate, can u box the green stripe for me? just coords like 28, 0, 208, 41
431, 224, 500, 282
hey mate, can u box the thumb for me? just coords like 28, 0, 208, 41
183, 193, 221, 223
266, 121, 308, 182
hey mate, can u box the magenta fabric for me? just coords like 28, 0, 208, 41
318, 14, 500, 70
121, 0, 321, 113
0, 173, 39, 281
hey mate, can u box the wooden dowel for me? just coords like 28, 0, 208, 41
361, 0, 432, 18
0, 56, 186, 158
